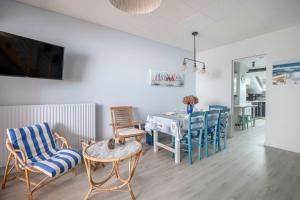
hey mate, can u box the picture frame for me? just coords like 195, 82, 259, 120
272, 60, 300, 85
149, 69, 184, 87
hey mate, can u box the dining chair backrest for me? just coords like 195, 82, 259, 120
186, 111, 205, 164
205, 110, 220, 128
188, 111, 205, 134
218, 108, 230, 150
209, 105, 227, 111
219, 108, 230, 130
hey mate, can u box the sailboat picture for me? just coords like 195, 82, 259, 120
149, 69, 184, 87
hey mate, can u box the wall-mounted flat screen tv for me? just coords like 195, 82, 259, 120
0, 31, 64, 80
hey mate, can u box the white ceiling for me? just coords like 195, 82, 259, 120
16, 0, 300, 51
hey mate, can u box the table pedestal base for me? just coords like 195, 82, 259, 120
84, 152, 141, 200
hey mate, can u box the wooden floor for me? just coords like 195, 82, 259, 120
2, 120, 300, 200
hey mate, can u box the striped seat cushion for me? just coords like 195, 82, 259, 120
29, 148, 82, 177
7, 122, 82, 177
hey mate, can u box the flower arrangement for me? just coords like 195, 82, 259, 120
183, 95, 199, 114
182, 95, 199, 105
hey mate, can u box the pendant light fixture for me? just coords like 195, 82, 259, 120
182, 32, 206, 73
109, 0, 162, 14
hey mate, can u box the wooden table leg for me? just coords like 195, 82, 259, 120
84, 187, 93, 200
83, 151, 141, 200
84, 158, 92, 200
113, 161, 120, 179
252, 106, 256, 127
126, 153, 141, 200
128, 183, 136, 200
174, 137, 180, 164
153, 130, 158, 152
242, 108, 245, 130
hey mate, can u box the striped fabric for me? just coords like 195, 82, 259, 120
7, 122, 83, 177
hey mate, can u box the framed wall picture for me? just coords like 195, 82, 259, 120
272, 60, 300, 85
149, 69, 184, 87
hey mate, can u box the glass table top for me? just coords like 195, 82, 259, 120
84, 139, 142, 162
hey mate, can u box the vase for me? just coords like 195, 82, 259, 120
187, 104, 194, 114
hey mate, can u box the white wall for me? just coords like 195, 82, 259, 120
196, 25, 300, 153
0, 0, 195, 139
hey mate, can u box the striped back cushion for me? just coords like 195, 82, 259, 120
7, 122, 58, 162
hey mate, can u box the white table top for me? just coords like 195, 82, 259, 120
84, 140, 141, 162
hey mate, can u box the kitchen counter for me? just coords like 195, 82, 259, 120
247, 100, 266, 103
234, 104, 257, 108
247, 101, 266, 118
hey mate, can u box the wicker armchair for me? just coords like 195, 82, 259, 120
110, 106, 146, 142
1, 122, 83, 200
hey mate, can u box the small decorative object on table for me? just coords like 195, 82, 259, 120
108, 138, 115, 150
183, 95, 199, 114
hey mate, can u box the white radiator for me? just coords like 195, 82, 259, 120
0, 103, 96, 167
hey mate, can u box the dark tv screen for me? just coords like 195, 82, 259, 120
0, 31, 64, 80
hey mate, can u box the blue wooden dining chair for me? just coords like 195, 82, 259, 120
180, 111, 205, 165
209, 105, 230, 150
218, 108, 230, 150
203, 110, 220, 158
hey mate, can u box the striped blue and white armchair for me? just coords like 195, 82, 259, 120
1, 122, 83, 200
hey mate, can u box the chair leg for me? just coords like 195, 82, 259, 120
213, 128, 217, 153
1, 153, 12, 189
24, 169, 33, 200
188, 133, 192, 165
217, 126, 221, 152
184, 138, 188, 151
198, 130, 202, 160
205, 129, 208, 158
224, 129, 227, 149
171, 136, 175, 158
135, 134, 145, 142
72, 168, 77, 176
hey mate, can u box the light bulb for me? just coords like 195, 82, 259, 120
193, 63, 197, 72
181, 60, 187, 71
201, 64, 206, 74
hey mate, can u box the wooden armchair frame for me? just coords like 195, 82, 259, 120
110, 106, 145, 142
1, 132, 77, 200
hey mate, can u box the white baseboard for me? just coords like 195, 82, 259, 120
264, 142, 300, 154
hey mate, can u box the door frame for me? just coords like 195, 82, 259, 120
230, 54, 267, 137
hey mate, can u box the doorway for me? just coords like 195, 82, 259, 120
232, 55, 267, 136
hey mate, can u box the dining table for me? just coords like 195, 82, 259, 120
145, 111, 190, 164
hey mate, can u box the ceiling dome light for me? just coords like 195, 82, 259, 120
109, 0, 162, 14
